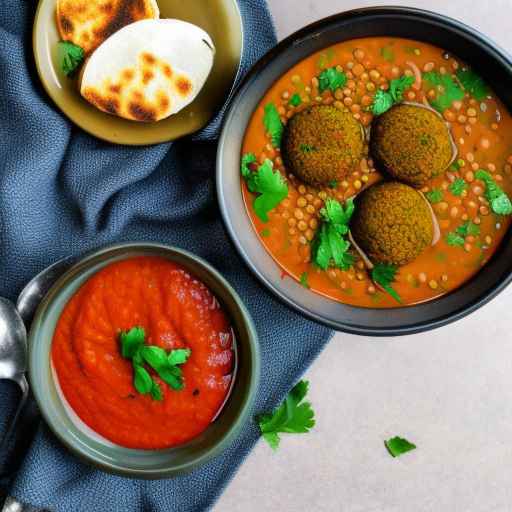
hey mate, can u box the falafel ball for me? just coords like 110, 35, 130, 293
282, 105, 364, 186
350, 181, 434, 266
370, 103, 454, 188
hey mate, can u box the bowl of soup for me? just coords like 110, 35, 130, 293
217, 7, 512, 335
28, 242, 259, 477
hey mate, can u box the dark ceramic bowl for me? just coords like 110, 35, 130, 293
28, 243, 259, 478
217, 7, 512, 336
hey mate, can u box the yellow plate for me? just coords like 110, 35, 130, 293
33, 0, 243, 145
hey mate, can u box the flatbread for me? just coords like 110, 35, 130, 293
79, 19, 215, 122
56, 0, 159, 55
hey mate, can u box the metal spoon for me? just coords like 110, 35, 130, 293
0, 298, 28, 453
0, 255, 76, 471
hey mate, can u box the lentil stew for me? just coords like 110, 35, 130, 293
241, 37, 512, 308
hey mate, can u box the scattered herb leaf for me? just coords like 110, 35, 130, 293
475, 170, 512, 215
449, 178, 468, 196
372, 89, 394, 116
260, 228, 271, 237
257, 380, 315, 451
446, 231, 465, 247
389, 75, 415, 102
318, 67, 347, 93
288, 93, 302, 107
425, 189, 443, 204
328, 180, 338, 189
299, 272, 310, 289
311, 198, 355, 270
385, 436, 416, 457
380, 46, 395, 62
423, 71, 464, 112
241, 153, 257, 179
150, 381, 163, 401
120, 327, 145, 358
133, 365, 153, 395
456, 68, 489, 101
263, 103, 284, 147
168, 348, 192, 366
58, 41, 85, 76
372, 76, 415, 115
241, 159, 289, 223
372, 263, 401, 303
457, 221, 480, 237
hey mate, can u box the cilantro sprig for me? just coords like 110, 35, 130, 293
318, 67, 347, 93
58, 41, 85, 76
371, 263, 401, 303
241, 156, 289, 223
263, 103, 284, 147
446, 221, 480, 247
257, 380, 315, 451
372, 75, 415, 116
475, 170, 512, 215
456, 68, 489, 101
425, 188, 443, 204
385, 436, 416, 458
449, 178, 468, 197
288, 93, 302, 107
311, 198, 355, 271
423, 71, 464, 112
120, 327, 191, 401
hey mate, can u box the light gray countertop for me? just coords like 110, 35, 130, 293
215, 1, 512, 511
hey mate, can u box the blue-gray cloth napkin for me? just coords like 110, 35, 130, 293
0, 1, 332, 510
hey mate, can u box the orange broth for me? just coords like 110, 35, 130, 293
241, 37, 512, 308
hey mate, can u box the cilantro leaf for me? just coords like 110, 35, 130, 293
299, 272, 310, 289
425, 189, 443, 204
389, 75, 415, 102
449, 178, 468, 196
318, 67, 347, 93
168, 348, 192, 366
457, 221, 480, 237
385, 436, 416, 457
158, 365, 184, 390
371, 263, 401, 303
263, 103, 284, 147
58, 41, 85, 76
475, 169, 512, 215
423, 71, 464, 112
120, 327, 145, 359
300, 143, 316, 153
133, 364, 153, 395
312, 198, 355, 271
150, 381, 163, 401
456, 68, 489, 101
372, 76, 414, 116
241, 153, 256, 179
446, 232, 465, 246
372, 89, 394, 116
241, 159, 289, 223
257, 380, 315, 451
380, 46, 395, 62
288, 93, 302, 107
140, 345, 168, 371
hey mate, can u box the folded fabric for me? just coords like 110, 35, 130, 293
0, 1, 332, 510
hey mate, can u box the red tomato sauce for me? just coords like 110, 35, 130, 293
51, 256, 234, 450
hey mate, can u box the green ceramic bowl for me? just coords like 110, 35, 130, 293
28, 242, 259, 478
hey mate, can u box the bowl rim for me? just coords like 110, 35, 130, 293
216, 6, 512, 336
32, 0, 244, 146
27, 242, 260, 478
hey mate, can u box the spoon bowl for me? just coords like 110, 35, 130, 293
0, 298, 27, 382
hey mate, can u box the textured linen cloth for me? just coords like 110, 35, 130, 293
0, 1, 332, 511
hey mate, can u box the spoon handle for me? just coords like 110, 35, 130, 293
0, 374, 29, 456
